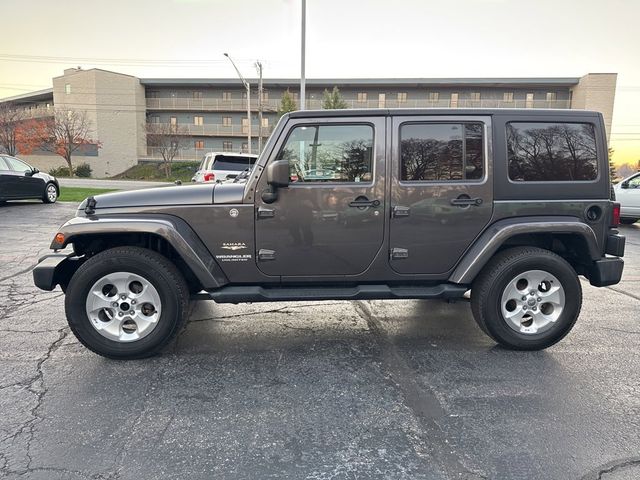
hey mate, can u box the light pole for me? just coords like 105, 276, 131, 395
300, 0, 306, 110
255, 60, 263, 152
224, 53, 251, 154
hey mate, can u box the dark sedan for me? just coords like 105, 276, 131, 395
0, 155, 59, 204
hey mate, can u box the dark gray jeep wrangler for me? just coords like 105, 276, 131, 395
34, 109, 625, 359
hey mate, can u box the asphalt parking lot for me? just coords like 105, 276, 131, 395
0, 201, 639, 480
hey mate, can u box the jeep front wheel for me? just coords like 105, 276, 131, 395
65, 246, 189, 359
471, 247, 582, 350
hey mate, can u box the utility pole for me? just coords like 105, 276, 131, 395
300, 0, 306, 110
255, 60, 263, 152
224, 53, 251, 154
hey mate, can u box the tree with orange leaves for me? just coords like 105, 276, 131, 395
17, 108, 100, 176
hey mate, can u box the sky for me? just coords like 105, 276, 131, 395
1, 0, 639, 165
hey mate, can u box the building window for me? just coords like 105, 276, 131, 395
291, 92, 299, 101
546, 92, 557, 101
471, 92, 481, 101
450, 93, 459, 108
223, 141, 233, 151
400, 123, 484, 182
503, 92, 514, 102
357, 92, 368, 103
147, 90, 160, 99
195, 140, 205, 149
261, 91, 269, 102
241, 142, 248, 152
262, 117, 269, 128
170, 116, 177, 125
276, 124, 374, 183
193, 91, 202, 99
222, 92, 232, 101
397, 92, 408, 103
242, 118, 249, 133
169, 91, 177, 98
194, 116, 204, 126
171, 140, 178, 149
507, 122, 598, 181
65, 84, 71, 94
150, 115, 160, 124
428, 92, 439, 102
222, 116, 232, 127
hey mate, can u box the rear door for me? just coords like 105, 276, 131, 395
389, 115, 493, 274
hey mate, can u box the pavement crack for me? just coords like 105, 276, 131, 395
353, 300, 485, 480
581, 456, 640, 479
0, 262, 38, 284
605, 286, 640, 302
0, 326, 69, 474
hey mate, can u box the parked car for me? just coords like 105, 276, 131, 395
0, 155, 59, 204
613, 172, 640, 224
191, 152, 257, 183
34, 108, 625, 359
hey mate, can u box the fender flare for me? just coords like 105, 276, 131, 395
448, 216, 600, 284
51, 214, 228, 289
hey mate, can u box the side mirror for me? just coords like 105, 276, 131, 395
266, 160, 290, 188
621, 181, 629, 189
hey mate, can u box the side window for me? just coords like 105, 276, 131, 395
627, 174, 640, 188
507, 122, 598, 181
4, 156, 31, 173
0, 157, 9, 170
276, 124, 374, 183
400, 123, 484, 182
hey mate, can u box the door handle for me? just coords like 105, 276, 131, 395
349, 199, 380, 208
450, 196, 483, 207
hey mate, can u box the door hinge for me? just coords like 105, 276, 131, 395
257, 206, 275, 219
390, 247, 409, 260
258, 249, 276, 261
392, 206, 410, 218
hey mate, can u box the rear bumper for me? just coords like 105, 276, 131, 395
589, 257, 624, 287
33, 253, 77, 291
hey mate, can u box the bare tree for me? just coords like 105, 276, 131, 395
0, 102, 24, 155
145, 122, 189, 178
24, 108, 99, 176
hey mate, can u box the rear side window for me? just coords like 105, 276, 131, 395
400, 123, 484, 182
507, 122, 598, 181
212, 155, 256, 172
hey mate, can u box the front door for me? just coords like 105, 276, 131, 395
389, 116, 494, 274
3, 156, 42, 198
255, 118, 386, 277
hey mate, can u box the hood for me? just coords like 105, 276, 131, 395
78, 183, 216, 211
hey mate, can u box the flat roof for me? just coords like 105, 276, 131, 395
140, 77, 581, 88
0, 88, 53, 103
287, 107, 601, 118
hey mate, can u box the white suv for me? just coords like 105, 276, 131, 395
191, 152, 257, 183
614, 172, 640, 224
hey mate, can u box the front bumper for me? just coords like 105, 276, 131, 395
33, 253, 79, 291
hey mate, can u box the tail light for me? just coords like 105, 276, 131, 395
611, 202, 621, 227
203, 172, 215, 182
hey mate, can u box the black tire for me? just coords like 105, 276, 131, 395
65, 246, 189, 359
42, 182, 58, 204
620, 218, 638, 225
471, 247, 582, 350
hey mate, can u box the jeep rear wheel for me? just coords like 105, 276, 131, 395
65, 246, 189, 359
471, 247, 582, 350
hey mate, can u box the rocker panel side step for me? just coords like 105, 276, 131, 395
207, 284, 468, 304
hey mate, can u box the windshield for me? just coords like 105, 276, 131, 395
212, 155, 256, 171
